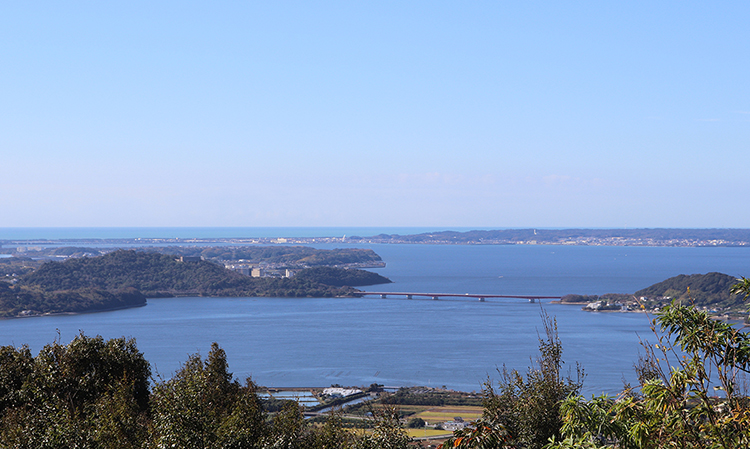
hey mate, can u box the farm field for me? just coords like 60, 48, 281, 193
412, 405, 483, 425
405, 428, 453, 438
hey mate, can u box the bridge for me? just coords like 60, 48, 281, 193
353, 291, 561, 303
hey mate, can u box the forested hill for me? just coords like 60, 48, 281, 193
634, 272, 741, 308
23, 250, 253, 296
293, 266, 392, 287
2, 250, 390, 317
0, 283, 146, 318
561, 272, 744, 311
22, 250, 390, 296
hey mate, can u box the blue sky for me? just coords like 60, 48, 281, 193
2, 2, 748, 228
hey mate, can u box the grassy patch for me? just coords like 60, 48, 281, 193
413, 406, 482, 424
405, 428, 453, 438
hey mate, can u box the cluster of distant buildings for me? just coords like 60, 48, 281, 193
441, 416, 470, 431
345, 236, 750, 247
169, 254, 299, 279
174, 255, 304, 279
536, 237, 748, 247
224, 263, 301, 279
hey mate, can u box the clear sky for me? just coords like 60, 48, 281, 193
2, 2, 748, 228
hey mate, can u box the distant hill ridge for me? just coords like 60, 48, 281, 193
348, 228, 750, 246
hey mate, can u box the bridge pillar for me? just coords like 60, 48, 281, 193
406, 295, 413, 299
529, 298, 535, 303
381, 294, 387, 299
432, 296, 439, 300
479, 297, 485, 302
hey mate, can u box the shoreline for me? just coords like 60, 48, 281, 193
3, 302, 147, 320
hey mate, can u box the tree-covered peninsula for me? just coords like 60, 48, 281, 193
293, 266, 392, 287
0, 250, 391, 317
0, 283, 147, 318
561, 272, 746, 316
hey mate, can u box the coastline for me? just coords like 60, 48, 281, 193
4, 302, 147, 320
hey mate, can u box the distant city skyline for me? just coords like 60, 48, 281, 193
2, 2, 748, 228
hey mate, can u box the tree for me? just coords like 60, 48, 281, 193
311, 410, 354, 449
407, 417, 425, 428
731, 276, 750, 302
491, 311, 582, 449
264, 400, 310, 449
549, 292, 750, 449
440, 417, 510, 449
352, 406, 410, 449
216, 379, 267, 449
440, 310, 582, 449
0, 333, 151, 448
149, 343, 269, 449
0, 345, 33, 414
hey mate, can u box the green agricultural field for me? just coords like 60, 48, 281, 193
405, 428, 453, 438
413, 406, 483, 425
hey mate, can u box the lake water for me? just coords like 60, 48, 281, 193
1, 230, 749, 396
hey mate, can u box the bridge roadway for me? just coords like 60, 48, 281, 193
353, 291, 561, 303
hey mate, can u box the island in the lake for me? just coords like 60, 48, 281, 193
0, 249, 392, 318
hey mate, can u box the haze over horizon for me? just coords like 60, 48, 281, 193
3, 2, 748, 229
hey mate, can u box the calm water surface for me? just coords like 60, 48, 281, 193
1, 296, 648, 395
1, 242, 749, 395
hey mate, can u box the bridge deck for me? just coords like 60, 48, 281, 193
354, 292, 561, 300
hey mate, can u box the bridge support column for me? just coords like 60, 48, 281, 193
529, 298, 535, 303
432, 296, 439, 300
479, 297, 485, 302
381, 294, 387, 299
406, 295, 413, 299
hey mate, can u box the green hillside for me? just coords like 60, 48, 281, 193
0, 283, 146, 317
1, 250, 390, 317
635, 272, 740, 308
293, 266, 391, 287
22, 250, 254, 296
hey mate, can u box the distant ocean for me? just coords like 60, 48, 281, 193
0, 227, 481, 241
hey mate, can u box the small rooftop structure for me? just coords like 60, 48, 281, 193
322, 388, 362, 398
442, 417, 471, 431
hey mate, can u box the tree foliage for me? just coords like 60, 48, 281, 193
441, 311, 583, 449
294, 266, 391, 287
635, 272, 742, 308
548, 287, 750, 449
0, 283, 146, 317
3, 250, 380, 316
352, 406, 410, 449
0, 333, 151, 448
149, 343, 269, 448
